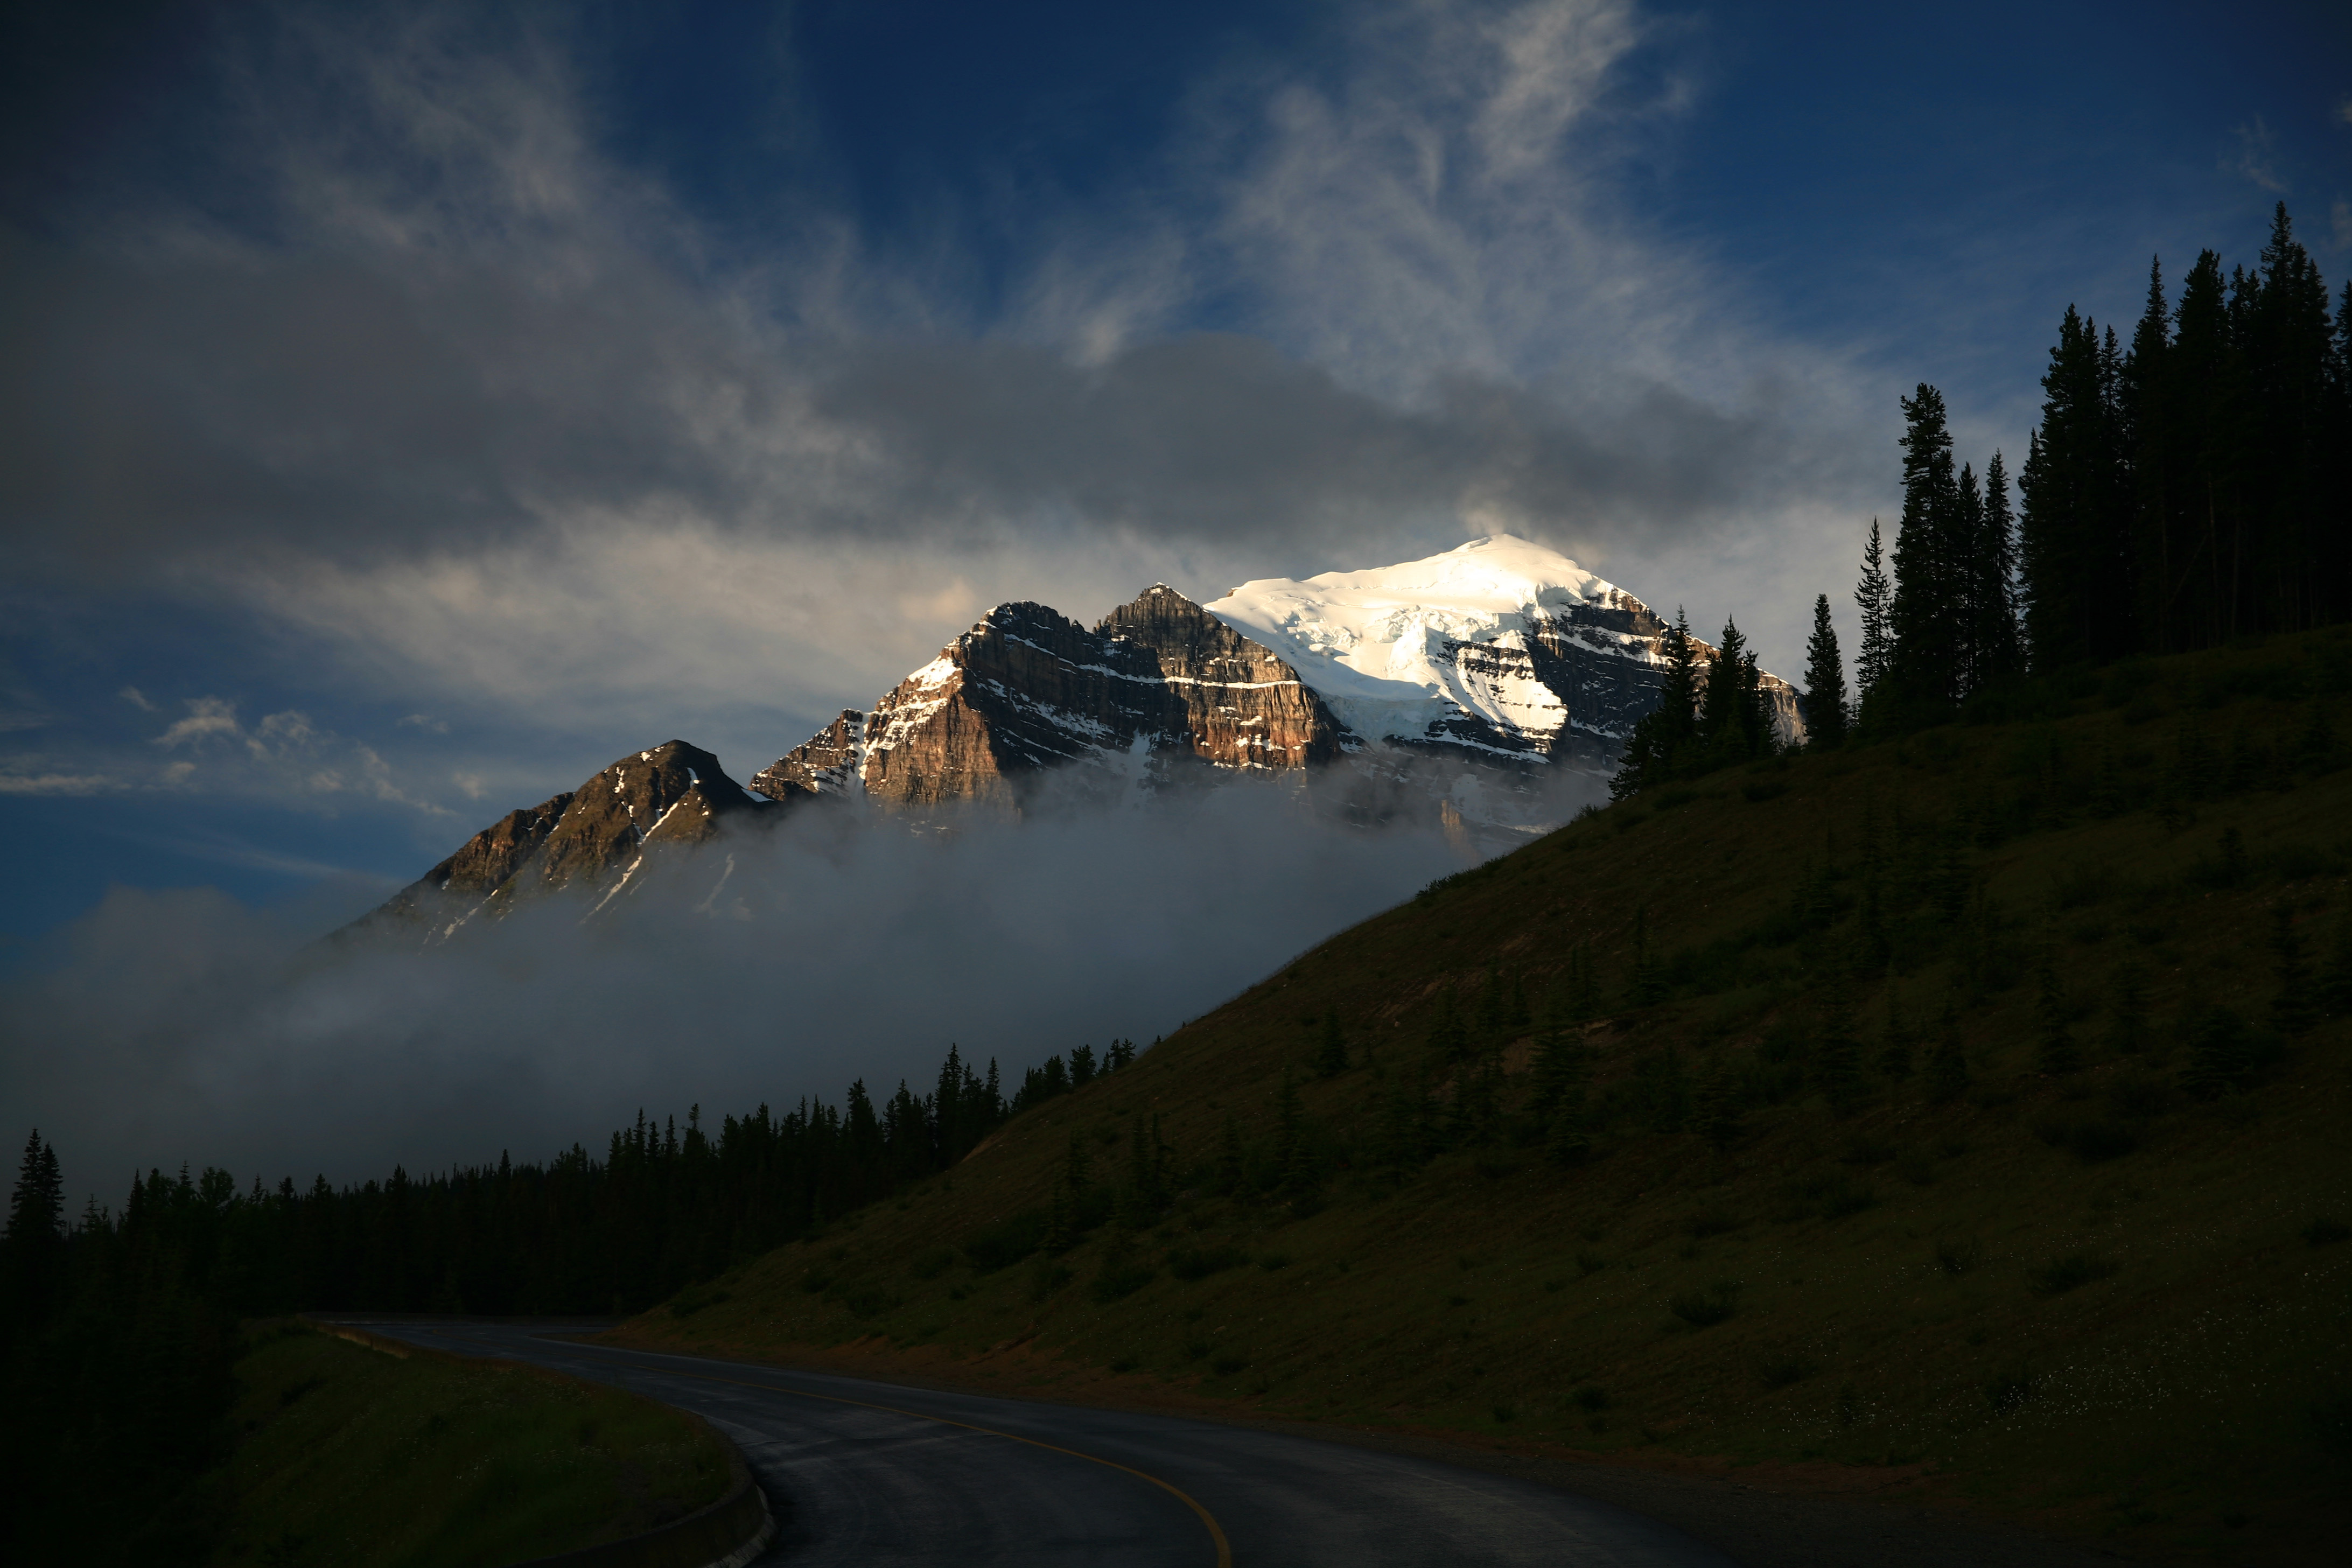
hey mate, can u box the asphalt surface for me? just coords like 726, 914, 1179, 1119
355, 1320, 1741, 1566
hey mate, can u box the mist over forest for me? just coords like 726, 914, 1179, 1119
1, 780, 1490, 1203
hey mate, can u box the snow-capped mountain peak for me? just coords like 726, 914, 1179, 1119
1208, 534, 1705, 766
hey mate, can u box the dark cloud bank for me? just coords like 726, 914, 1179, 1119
1, 782, 1468, 1201
0, 231, 1849, 580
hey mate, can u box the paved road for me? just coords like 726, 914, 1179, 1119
356, 1320, 1741, 1566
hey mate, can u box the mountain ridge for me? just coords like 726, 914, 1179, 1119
366, 538, 1803, 940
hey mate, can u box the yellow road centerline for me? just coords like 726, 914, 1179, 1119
426, 1328, 1233, 1568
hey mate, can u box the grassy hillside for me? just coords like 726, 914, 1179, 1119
613, 630, 2352, 1565
211, 1324, 731, 1567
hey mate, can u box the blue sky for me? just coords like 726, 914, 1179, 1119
3, 0, 2348, 950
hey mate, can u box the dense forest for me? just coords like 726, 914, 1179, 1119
0, 1037, 1133, 1552
1616, 202, 2350, 799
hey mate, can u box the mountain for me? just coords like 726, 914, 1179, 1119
748, 584, 1346, 810
367, 739, 763, 941
748, 536, 1802, 815
365, 536, 1803, 937
1208, 534, 1803, 771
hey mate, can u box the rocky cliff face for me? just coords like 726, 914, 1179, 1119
369, 740, 765, 942
748, 585, 1346, 810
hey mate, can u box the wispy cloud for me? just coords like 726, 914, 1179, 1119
0, 770, 126, 796
138, 695, 451, 814
396, 713, 449, 733
2227, 116, 2286, 193
118, 685, 157, 711
155, 696, 242, 748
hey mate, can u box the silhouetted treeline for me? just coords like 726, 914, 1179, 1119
2024, 203, 2350, 663
1830, 202, 2352, 738
0, 1037, 1141, 1554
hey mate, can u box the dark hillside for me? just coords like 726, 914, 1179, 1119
612, 629, 2352, 1566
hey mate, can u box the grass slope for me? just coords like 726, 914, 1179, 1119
213, 1324, 730, 1567
615, 631, 2352, 1565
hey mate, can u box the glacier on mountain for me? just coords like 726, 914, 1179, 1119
1209, 535, 1800, 773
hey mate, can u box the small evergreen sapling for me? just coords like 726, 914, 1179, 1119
1925, 1012, 1970, 1104
1313, 1008, 1349, 1077
2271, 906, 2318, 1035
2034, 953, 2080, 1075
1812, 988, 1863, 1104
1876, 983, 1914, 1080
2104, 962, 2151, 1055
2180, 1006, 2252, 1100
1545, 1093, 1592, 1166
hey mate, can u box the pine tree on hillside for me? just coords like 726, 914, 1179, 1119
1973, 451, 2023, 686
1855, 519, 1892, 708
2247, 203, 2341, 632
1612, 607, 1700, 799
5, 1129, 60, 1247
1802, 594, 1849, 749
1697, 616, 1763, 766
1314, 1008, 1349, 1077
2022, 306, 2132, 667
1890, 383, 1965, 714
2122, 256, 2184, 650
1955, 461, 1985, 691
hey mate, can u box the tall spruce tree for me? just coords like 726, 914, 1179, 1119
1954, 460, 1984, 692
2021, 307, 2132, 667
1801, 593, 1848, 749
1697, 617, 1765, 766
1612, 607, 1699, 799
1854, 519, 1892, 710
1973, 450, 2023, 685
1889, 383, 1965, 714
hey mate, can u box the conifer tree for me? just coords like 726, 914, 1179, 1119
1426, 990, 1467, 1064
1973, 451, 2023, 685
1954, 460, 1984, 690
1812, 987, 1861, 1105
1377, 1075, 1424, 1171
1612, 608, 1699, 799
2318, 915, 2352, 1016
1801, 594, 1848, 749
1890, 383, 1965, 714
1876, 984, 1913, 1080
2271, 906, 2317, 1035
2104, 962, 2151, 1055
2034, 953, 2079, 1075
1855, 519, 1892, 708
1313, 1007, 1348, 1077
1569, 943, 1601, 1019
1545, 1091, 1591, 1165
2180, 1005, 2251, 1100
2021, 307, 2130, 667
1529, 1030, 1589, 1122
1697, 617, 1765, 766
1924, 1010, 1970, 1104
5, 1128, 60, 1247
1271, 1072, 1308, 1193
1697, 1064, 1741, 1151
1627, 906, 1664, 1007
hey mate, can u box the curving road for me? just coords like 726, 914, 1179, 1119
354, 1320, 1740, 1566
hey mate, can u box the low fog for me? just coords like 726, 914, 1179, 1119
0, 778, 1523, 1205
